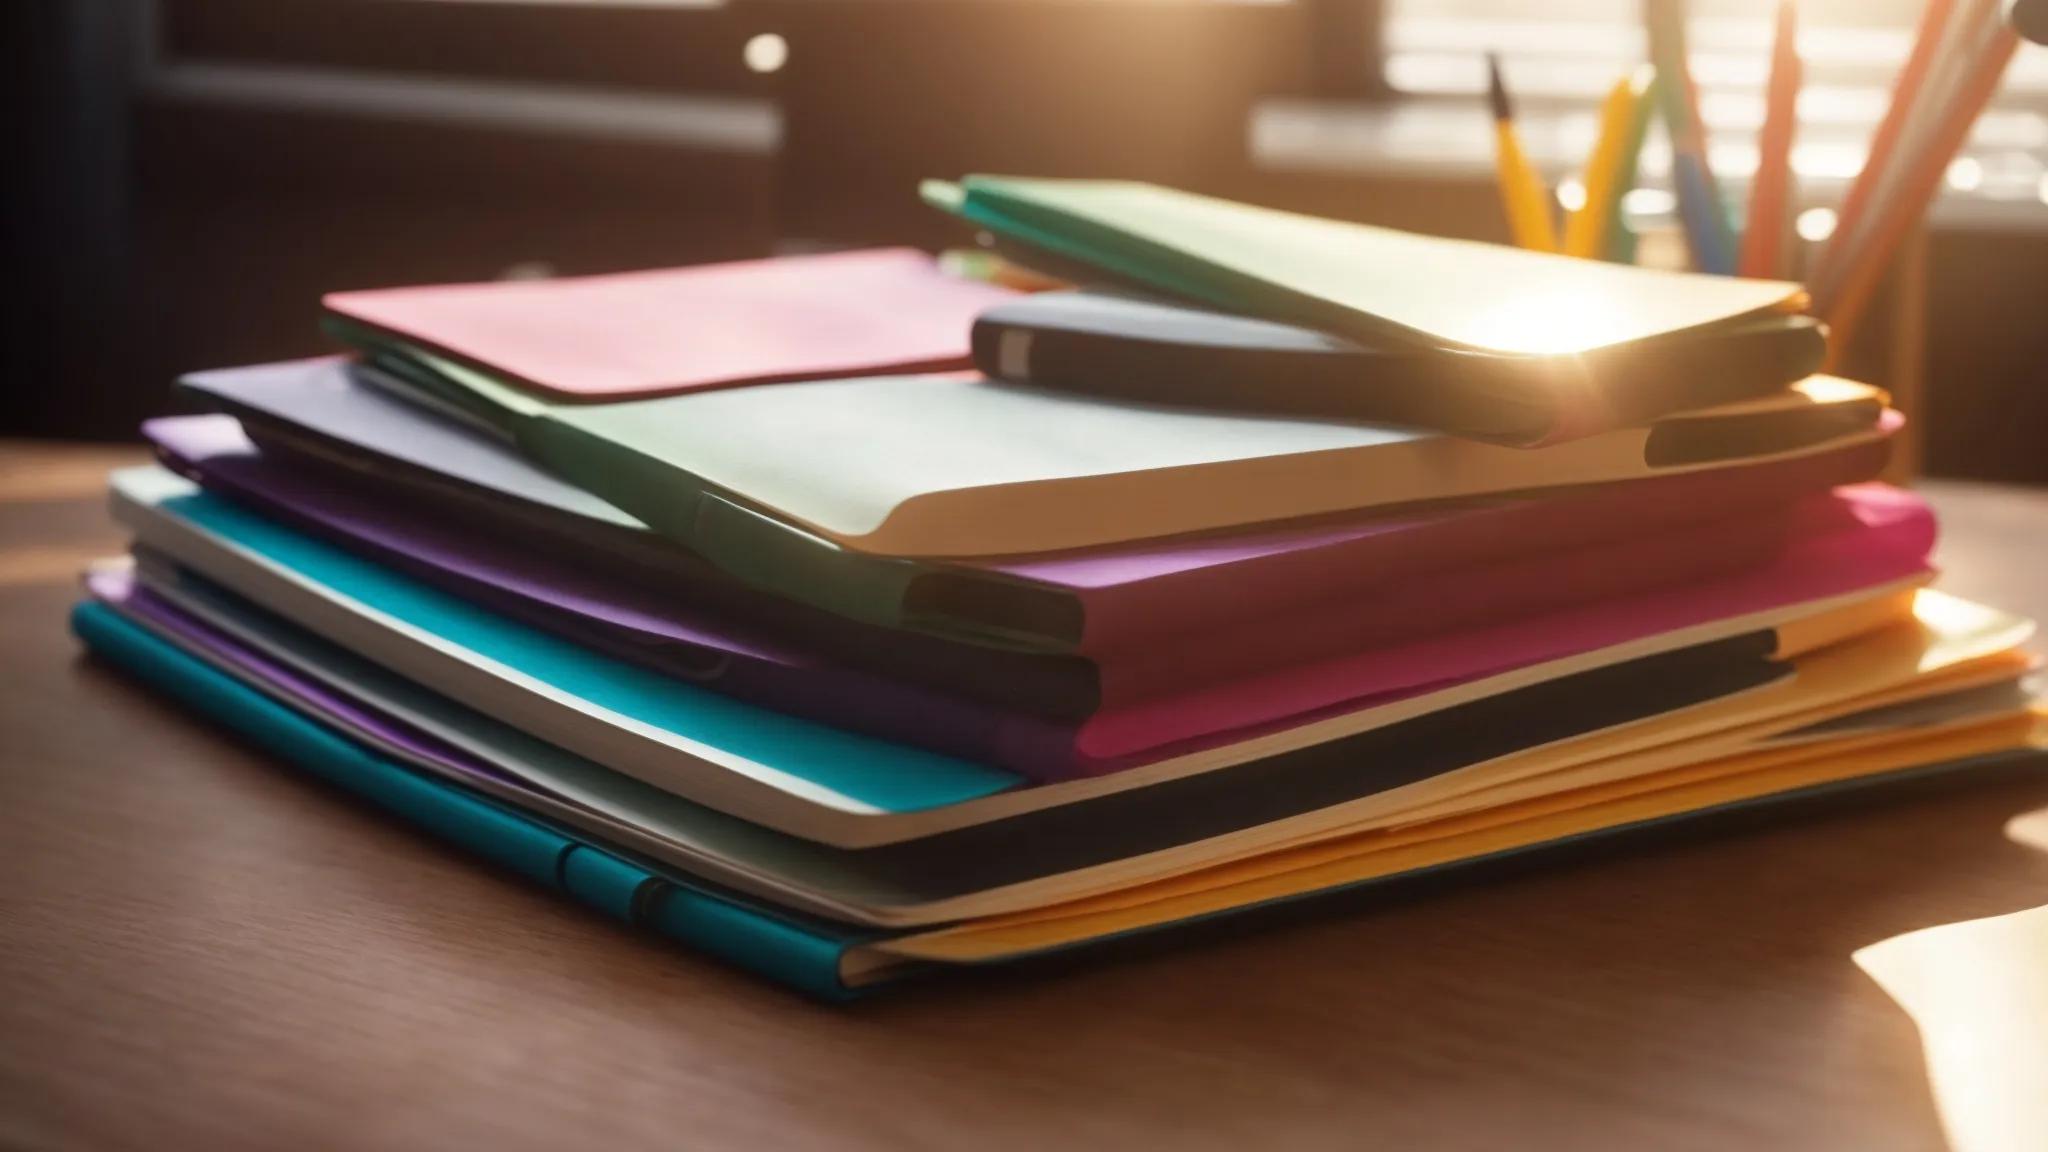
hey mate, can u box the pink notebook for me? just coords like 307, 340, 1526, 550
322, 249, 1015, 401
1071, 483, 1938, 766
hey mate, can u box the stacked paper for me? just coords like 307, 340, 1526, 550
73, 197, 2045, 998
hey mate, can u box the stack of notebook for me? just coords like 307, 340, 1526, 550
74, 180, 2045, 998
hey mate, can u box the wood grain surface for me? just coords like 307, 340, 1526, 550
3, 440, 2046, 1152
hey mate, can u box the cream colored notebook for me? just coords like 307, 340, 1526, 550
525, 375, 1887, 557
362, 340, 1888, 557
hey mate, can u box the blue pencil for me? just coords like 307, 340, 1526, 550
1670, 150, 1735, 275
1645, 0, 1737, 274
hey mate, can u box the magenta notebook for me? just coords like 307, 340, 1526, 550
1075, 483, 1937, 761
322, 249, 1015, 400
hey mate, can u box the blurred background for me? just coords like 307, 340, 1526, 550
9, 0, 2046, 480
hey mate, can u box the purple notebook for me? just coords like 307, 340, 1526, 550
145, 415, 1931, 782
86, 567, 511, 787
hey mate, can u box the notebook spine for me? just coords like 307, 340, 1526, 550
70, 601, 866, 1002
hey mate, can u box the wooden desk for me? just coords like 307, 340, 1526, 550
4, 441, 2046, 1152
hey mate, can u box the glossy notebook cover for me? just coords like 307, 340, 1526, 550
972, 290, 1827, 443
320, 249, 1014, 402
72, 599, 2046, 997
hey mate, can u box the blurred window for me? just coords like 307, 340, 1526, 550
1371, 0, 2048, 205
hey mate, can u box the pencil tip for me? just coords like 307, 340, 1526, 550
1485, 53, 1511, 121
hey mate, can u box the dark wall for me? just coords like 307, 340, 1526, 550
6, 1, 146, 440
1918, 230, 2048, 484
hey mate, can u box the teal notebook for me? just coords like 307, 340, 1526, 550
110, 467, 1023, 848
71, 600, 883, 1000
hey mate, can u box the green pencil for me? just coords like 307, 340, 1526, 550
1599, 66, 1663, 263
1643, 0, 1737, 272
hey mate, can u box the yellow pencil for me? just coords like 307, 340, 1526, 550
1487, 53, 1559, 253
1565, 67, 1651, 258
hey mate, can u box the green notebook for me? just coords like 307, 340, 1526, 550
924, 177, 1807, 356
925, 177, 1818, 442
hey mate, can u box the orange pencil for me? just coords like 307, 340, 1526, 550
1738, 0, 1801, 279
1812, 0, 1956, 296
1821, 0, 2007, 313
1822, 23, 2020, 363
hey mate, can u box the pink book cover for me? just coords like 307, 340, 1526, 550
1056, 483, 1938, 771
323, 249, 1015, 401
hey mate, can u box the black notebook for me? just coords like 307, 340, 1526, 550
974, 289, 1828, 444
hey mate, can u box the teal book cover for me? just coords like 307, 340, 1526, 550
70, 601, 888, 1001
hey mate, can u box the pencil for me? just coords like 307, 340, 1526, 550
1822, 22, 2020, 364
1820, 0, 2001, 311
1811, 0, 1957, 300
1670, 152, 1734, 275
1565, 67, 1651, 259
1601, 68, 1663, 262
1644, 0, 1736, 273
1738, 0, 1801, 279
1486, 53, 1560, 253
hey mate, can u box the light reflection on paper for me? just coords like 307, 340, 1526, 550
1460, 291, 1632, 355
1792, 375, 1877, 405
1907, 593, 2012, 673
1855, 905, 2048, 1152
